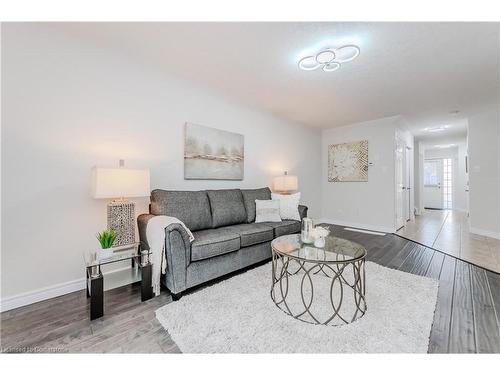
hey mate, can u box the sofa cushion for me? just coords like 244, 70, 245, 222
241, 187, 271, 223
207, 189, 247, 228
191, 228, 241, 262
261, 220, 301, 237
226, 223, 275, 247
271, 192, 301, 221
150, 190, 212, 231
255, 199, 282, 223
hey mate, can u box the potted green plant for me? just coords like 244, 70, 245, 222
96, 230, 117, 259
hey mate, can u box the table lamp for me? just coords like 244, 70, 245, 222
92, 160, 150, 246
273, 171, 298, 194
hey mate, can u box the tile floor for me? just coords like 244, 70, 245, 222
397, 209, 500, 273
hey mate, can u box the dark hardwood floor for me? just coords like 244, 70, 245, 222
1, 225, 499, 353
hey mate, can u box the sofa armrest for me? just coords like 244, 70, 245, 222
164, 223, 192, 266
163, 223, 192, 294
138, 213, 192, 294
298, 205, 308, 220
137, 213, 156, 250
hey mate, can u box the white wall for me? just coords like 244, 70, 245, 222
468, 107, 500, 238
321, 116, 403, 233
1, 24, 322, 309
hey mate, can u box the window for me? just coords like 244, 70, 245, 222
424, 160, 438, 186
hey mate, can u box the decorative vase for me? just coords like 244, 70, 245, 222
314, 237, 326, 248
301, 218, 314, 243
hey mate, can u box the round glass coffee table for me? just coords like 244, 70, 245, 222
271, 233, 367, 326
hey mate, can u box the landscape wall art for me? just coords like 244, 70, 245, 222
184, 123, 244, 180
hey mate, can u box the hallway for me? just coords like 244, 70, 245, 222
397, 209, 500, 273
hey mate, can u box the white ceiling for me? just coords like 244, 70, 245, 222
45, 22, 499, 132
419, 133, 467, 151
412, 117, 469, 140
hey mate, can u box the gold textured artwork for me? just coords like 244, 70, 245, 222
328, 140, 368, 182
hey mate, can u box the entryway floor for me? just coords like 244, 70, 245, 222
397, 209, 500, 273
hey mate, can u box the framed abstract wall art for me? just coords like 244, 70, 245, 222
328, 140, 368, 182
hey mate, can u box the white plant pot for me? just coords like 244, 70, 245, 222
98, 248, 114, 259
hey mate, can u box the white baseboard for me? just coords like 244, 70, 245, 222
469, 227, 500, 240
316, 218, 394, 234
344, 227, 387, 236
0, 278, 86, 313
0, 265, 136, 312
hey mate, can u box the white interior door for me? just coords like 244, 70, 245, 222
424, 159, 443, 209
405, 147, 411, 220
465, 153, 469, 214
395, 140, 405, 230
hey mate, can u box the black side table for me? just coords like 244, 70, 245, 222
84, 244, 153, 320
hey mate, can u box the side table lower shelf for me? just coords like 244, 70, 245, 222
86, 262, 153, 320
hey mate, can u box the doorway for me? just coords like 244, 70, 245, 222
423, 158, 452, 209
405, 146, 412, 221
395, 138, 406, 230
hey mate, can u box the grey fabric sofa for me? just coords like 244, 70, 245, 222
137, 187, 307, 299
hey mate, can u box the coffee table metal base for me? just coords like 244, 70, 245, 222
271, 251, 366, 326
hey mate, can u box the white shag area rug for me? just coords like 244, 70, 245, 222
156, 262, 439, 353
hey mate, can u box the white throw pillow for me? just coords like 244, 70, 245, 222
255, 199, 282, 223
271, 192, 301, 221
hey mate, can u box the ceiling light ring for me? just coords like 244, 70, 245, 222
322, 61, 341, 72
315, 49, 336, 64
298, 55, 321, 71
333, 44, 361, 63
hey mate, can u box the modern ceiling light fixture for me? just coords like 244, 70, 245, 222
298, 44, 360, 72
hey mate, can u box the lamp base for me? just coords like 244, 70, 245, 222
107, 200, 135, 246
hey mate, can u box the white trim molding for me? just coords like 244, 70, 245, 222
316, 218, 394, 234
344, 227, 387, 236
0, 265, 137, 312
0, 278, 86, 313
469, 227, 500, 240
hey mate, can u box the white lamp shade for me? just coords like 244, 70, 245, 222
92, 167, 150, 199
273, 174, 298, 192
